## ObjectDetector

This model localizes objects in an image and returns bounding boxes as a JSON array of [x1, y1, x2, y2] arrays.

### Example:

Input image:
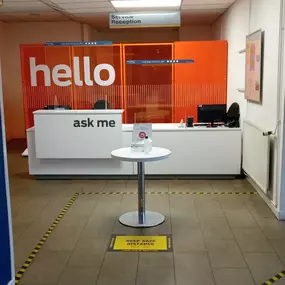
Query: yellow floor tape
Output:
[[14, 190, 257, 284], [262, 271, 285, 285]]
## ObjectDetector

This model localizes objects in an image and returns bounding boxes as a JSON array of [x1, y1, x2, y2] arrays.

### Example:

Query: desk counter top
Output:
[[33, 110, 124, 115], [122, 124, 241, 132]]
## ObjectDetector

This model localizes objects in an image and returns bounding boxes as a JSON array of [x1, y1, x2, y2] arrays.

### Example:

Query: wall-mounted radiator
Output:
[[242, 121, 270, 193]]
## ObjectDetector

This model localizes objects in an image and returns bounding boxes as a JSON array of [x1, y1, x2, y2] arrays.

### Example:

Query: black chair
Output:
[[225, 102, 240, 128], [93, 100, 110, 110]]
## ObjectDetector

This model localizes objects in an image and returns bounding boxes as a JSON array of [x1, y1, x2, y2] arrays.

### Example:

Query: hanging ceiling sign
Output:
[[109, 11, 181, 29]]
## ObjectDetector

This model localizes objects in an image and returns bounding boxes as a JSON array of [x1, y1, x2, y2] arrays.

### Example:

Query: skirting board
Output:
[[21, 148, 28, 157], [246, 176, 283, 220]]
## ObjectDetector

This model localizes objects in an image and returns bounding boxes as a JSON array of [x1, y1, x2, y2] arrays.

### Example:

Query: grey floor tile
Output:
[[97, 252, 138, 285], [136, 267, 175, 285], [139, 252, 174, 268], [195, 200, 224, 218], [169, 180, 191, 191], [104, 180, 127, 192], [244, 198, 275, 219], [173, 227, 206, 252], [213, 269, 255, 285], [57, 267, 100, 285], [102, 252, 139, 270], [232, 227, 274, 253], [174, 252, 215, 285], [145, 195, 170, 214], [44, 226, 84, 252], [244, 252, 285, 284], [67, 238, 108, 268], [224, 209, 258, 228], [210, 180, 235, 192], [96, 267, 137, 285], [20, 250, 71, 285], [216, 196, 247, 211], [146, 180, 169, 192], [14, 235, 41, 268], [256, 217, 285, 239], [12, 220, 31, 241], [81, 218, 116, 239], [269, 238, 285, 264], [113, 220, 144, 235], [205, 239, 247, 269], [188, 180, 212, 191], [143, 217, 172, 235], [200, 218, 233, 239], [78, 180, 107, 192]]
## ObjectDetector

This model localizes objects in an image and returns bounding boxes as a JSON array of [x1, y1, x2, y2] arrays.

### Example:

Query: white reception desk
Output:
[[27, 110, 242, 177]]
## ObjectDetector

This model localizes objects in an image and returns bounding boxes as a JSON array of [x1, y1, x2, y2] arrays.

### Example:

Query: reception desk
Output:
[[27, 110, 242, 177]]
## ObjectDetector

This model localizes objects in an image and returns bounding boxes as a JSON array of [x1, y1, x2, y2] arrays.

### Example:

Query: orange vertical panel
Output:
[[72, 45, 122, 110], [124, 43, 173, 124], [173, 40, 228, 122]]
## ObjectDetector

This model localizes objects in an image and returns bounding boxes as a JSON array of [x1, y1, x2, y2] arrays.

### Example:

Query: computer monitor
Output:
[[44, 105, 71, 110], [197, 104, 227, 125]]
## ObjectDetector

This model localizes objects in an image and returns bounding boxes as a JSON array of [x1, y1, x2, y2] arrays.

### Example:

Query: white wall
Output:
[[93, 28, 179, 43], [1, 22, 83, 140], [212, 0, 249, 125], [212, 0, 283, 216], [93, 25, 213, 43], [179, 25, 212, 41]]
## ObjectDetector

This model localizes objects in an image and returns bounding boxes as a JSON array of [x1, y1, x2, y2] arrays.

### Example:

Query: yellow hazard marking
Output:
[[109, 235, 172, 252], [15, 193, 80, 284], [15, 190, 257, 284]]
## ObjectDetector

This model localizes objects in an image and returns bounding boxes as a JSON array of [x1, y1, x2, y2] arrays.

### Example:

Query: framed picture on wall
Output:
[[245, 29, 264, 103]]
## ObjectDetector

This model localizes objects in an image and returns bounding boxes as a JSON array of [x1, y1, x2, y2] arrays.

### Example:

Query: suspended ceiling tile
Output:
[[182, 0, 234, 4], [182, 4, 230, 10], [181, 9, 225, 24], [0, 11, 69, 22], [67, 7, 116, 13], [57, 2, 113, 9], [53, 0, 110, 3], [0, 1, 54, 13]]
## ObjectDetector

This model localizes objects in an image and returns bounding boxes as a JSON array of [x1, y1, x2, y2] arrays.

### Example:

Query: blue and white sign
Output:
[[126, 59, 194, 65], [0, 60, 14, 285], [45, 41, 112, 46], [110, 11, 180, 29]]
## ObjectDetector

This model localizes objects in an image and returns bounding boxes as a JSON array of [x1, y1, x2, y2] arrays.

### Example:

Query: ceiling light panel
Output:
[[0, 1, 54, 13], [111, 0, 182, 9]]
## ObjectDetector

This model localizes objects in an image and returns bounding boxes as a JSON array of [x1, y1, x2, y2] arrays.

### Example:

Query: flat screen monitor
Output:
[[198, 104, 227, 124], [44, 105, 71, 110]]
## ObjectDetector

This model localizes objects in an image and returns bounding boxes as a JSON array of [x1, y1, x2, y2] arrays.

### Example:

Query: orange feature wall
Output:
[[20, 41, 228, 129], [174, 41, 228, 122]]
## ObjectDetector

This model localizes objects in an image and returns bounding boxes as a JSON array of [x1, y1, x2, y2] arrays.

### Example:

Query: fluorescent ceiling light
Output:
[[111, 0, 182, 9]]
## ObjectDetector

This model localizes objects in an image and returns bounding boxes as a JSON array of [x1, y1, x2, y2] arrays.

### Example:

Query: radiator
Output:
[[242, 120, 270, 193]]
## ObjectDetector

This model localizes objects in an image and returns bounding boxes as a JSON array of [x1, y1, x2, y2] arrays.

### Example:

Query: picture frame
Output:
[[245, 29, 264, 103]]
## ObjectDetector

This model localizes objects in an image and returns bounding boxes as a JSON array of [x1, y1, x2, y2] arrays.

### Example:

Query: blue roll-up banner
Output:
[[45, 41, 113, 46], [0, 60, 14, 285], [126, 59, 194, 65]]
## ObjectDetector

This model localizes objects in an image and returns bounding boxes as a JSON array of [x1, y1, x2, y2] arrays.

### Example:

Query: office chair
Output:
[[225, 102, 240, 128], [93, 100, 110, 110]]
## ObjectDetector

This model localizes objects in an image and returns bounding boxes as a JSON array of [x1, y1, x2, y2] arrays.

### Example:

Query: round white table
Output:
[[111, 147, 171, 228]]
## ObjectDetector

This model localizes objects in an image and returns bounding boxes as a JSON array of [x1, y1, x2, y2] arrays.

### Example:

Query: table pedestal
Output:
[[119, 161, 165, 228]]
